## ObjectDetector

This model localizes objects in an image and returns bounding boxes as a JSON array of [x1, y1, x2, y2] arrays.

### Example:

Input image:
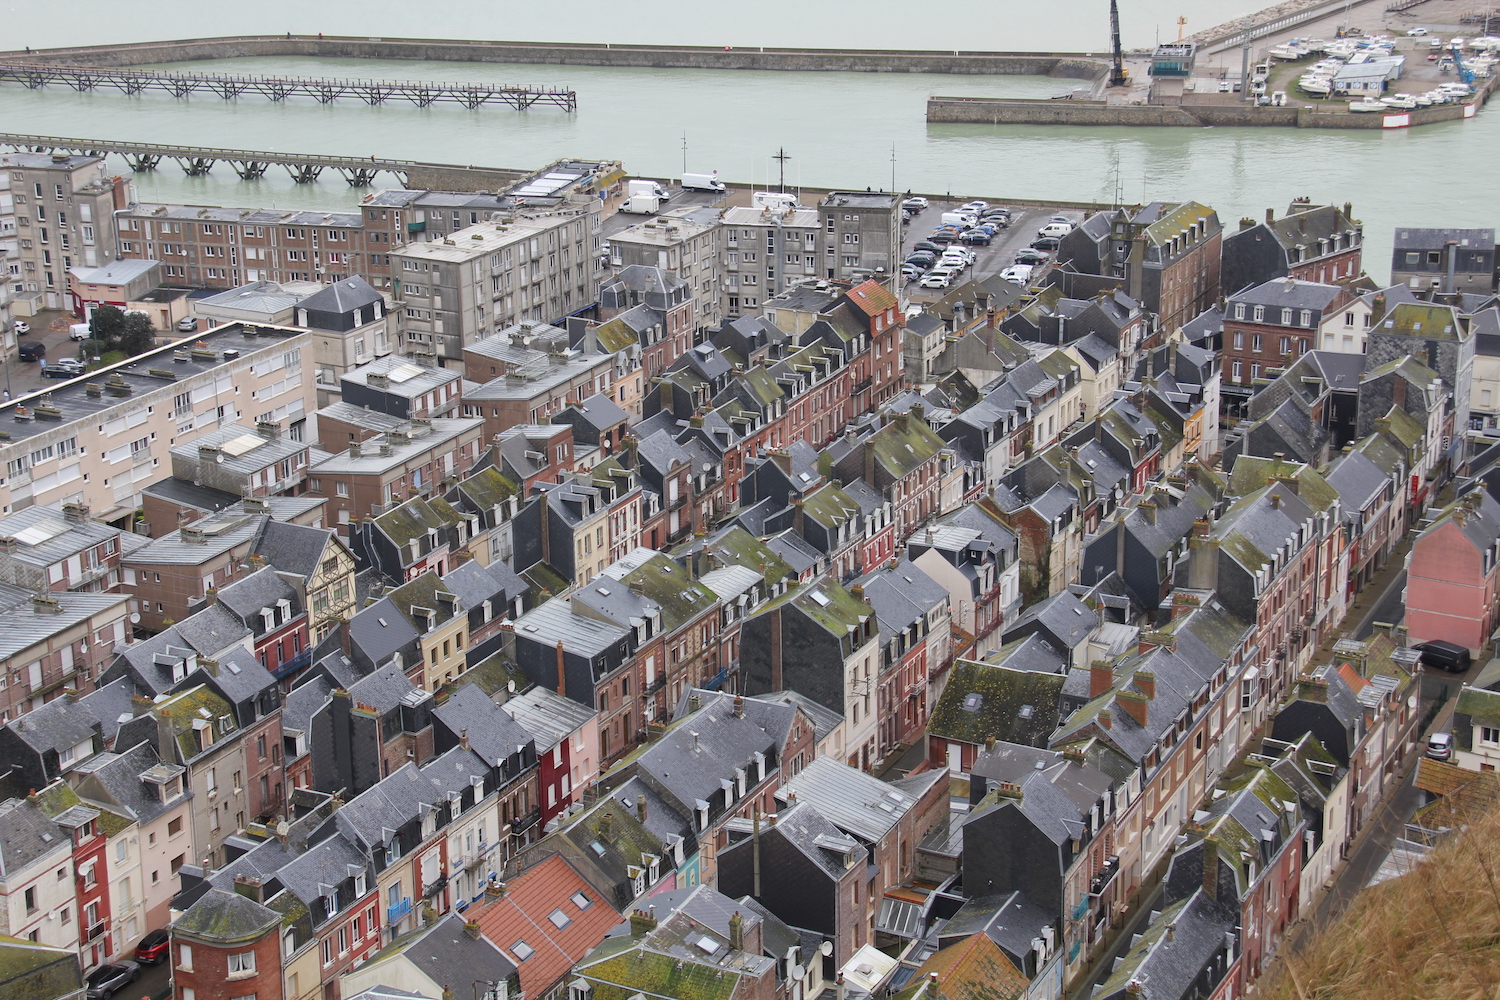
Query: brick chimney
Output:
[[555, 640, 567, 700], [1090, 660, 1115, 698], [637, 794, 648, 823], [1098, 708, 1112, 730], [1117, 690, 1149, 727], [233, 875, 264, 903], [629, 907, 658, 937], [464, 921, 482, 940], [1187, 520, 1219, 591], [1298, 676, 1329, 704], [1133, 670, 1155, 700], [729, 911, 744, 952]]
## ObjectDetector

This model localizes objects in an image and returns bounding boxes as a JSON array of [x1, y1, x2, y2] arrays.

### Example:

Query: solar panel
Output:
[[12, 520, 69, 546], [219, 433, 266, 457], [386, 363, 425, 383]]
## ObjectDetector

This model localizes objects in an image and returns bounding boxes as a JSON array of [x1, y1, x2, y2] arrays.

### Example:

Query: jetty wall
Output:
[[0, 35, 1110, 79]]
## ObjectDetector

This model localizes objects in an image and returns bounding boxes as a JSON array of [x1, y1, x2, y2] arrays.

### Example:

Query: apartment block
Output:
[[819, 190, 903, 283], [720, 204, 820, 317], [392, 207, 600, 365], [609, 207, 722, 335], [1, 152, 128, 317], [0, 324, 316, 525]]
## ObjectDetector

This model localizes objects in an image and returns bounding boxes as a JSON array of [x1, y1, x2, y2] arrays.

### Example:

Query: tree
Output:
[[88, 305, 125, 348], [120, 311, 155, 355]]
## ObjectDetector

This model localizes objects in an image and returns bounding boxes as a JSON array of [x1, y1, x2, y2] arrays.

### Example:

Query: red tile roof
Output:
[[847, 279, 897, 316], [916, 932, 1028, 1000], [471, 854, 621, 999], [1337, 663, 1370, 693]]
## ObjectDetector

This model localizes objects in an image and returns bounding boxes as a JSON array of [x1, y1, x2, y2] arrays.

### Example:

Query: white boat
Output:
[[1348, 100, 1387, 112], [1299, 76, 1333, 95], [1269, 44, 1305, 60], [1381, 95, 1419, 109]]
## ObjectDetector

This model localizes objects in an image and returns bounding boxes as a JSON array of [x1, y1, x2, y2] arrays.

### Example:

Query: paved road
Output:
[[1355, 568, 1407, 640]]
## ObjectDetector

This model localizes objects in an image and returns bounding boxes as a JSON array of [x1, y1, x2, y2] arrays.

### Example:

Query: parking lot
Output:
[[897, 199, 1085, 304], [4, 309, 93, 401]]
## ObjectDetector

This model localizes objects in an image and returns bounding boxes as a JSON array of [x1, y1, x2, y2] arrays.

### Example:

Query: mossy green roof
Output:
[[374, 496, 463, 545], [799, 481, 861, 529], [156, 684, 237, 761], [1142, 201, 1214, 245], [1456, 686, 1500, 727], [619, 552, 720, 631], [460, 650, 531, 699], [96, 808, 132, 838], [32, 782, 81, 819], [386, 571, 456, 630], [756, 578, 872, 638], [1096, 896, 1191, 994], [1380, 404, 1426, 449], [175, 889, 281, 944], [578, 946, 740, 1000], [595, 316, 640, 354], [519, 562, 571, 600], [927, 659, 1064, 747], [457, 466, 521, 509], [0, 936, 83, 1000], [738, 367, 784, 407], [870, 415, 946, 479], [1383, 302, 1464, 340], [679, 527, 793, 585], [267, 888, 310, 930]]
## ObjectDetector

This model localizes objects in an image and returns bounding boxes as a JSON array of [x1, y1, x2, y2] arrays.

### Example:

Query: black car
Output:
[[18, 341, 46, 362], [928, 230, 960, 244], [1030, 236, 1062, 251], [43, 360, 86, 379], [959, 231, 993, 246], [86, 962, 140, 1000], [1013, 248, 1050, 265], [910, 240, 943, 254], [904, 251, 937, 266], [1414, 640, 1472, 673]]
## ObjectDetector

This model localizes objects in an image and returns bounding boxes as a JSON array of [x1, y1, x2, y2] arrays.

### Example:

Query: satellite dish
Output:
[[791, 966, 805, 981], [820, 941, 834, 957], [130, 613, 141, 624]]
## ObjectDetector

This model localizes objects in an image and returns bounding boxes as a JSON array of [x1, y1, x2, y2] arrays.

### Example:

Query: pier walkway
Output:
[[0, 62, 576, 110], [0, 132, 524, 187]]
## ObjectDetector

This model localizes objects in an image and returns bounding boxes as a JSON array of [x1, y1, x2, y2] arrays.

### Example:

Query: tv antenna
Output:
[[772, 147, 792, 193]]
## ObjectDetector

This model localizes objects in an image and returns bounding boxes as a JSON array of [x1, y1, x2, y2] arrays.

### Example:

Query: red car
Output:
[[134, 929, 170, 965]]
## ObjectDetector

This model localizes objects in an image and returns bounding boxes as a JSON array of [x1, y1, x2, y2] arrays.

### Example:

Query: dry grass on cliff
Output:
[[1259, 796, 1500, 1000]]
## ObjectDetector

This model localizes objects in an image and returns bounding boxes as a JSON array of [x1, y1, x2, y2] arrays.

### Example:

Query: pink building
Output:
[[1406, 488, 1500, 653]]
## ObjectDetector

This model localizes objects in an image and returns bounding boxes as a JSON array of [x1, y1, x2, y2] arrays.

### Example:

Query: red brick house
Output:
[[1406, 488, 1500, 653]]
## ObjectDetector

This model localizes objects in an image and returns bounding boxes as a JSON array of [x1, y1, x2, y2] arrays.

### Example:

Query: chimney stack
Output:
[[729, 911, 744, 952], [1090, 660, 1114, 698], [1202, 835, 1220, 901], [555, 640, 567, 700]]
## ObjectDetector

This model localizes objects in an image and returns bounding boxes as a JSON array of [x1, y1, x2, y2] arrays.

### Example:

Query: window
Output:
[[1252, 333, 1262, 353], [548, 908, 572, 930], [1232, 331, 1244, 350], [183, 990, 195, 1000], [168, 816, 183, 837], [1240, 678, 1254, 711], [23, 887, 36, 913], [1232, 361, 1243, 380], [321, 939, 333, 966], [512, 940, 535, 961], [178, 944, 193, 971], [228, 952, 256, 975], [1482, 726, 1500, 746], [570, 891, 592, 910]]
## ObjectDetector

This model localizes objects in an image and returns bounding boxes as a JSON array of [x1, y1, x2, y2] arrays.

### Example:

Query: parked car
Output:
[[1036, 221, 1074, 238], [962, 200, 989, 212], [1426, 732, 1454, 761], [901, 265, 926, 281], [13, 321, 30, 335], [134, 929, 171, 965], [1408, 26, 1429, 35], [177, 316, 200, 333], [1014, 248, 1050, 265], [904, 251, 937, 266], [911, 240, 943, 254], [959, 231, 992, 246], [43, 361, 86, 379], [902, 196, 929, 210], [85, 962, 140, 1000], [1415, 640, 1472, 673], [1000, 264, 1034, 285], [18, 341, 45, 362], [919, 270, 955, 289], [928, 230, 960, 244], [1031, 236, 1062, 252]]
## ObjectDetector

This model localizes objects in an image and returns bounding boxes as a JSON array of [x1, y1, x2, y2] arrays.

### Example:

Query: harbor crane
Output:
[[1451, 44, 1476, 84], [1109, 0, 1129, 87]]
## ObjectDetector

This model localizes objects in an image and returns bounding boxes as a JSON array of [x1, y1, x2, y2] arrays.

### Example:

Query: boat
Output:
[[1299, 76, 1333, 95], [1381, 95, 1419, 109], [1348, 100, 1387, 111], [1269, 44, 1307, 60]]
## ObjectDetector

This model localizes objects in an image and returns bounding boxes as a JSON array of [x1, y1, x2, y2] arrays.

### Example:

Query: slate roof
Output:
[[853, 559, 948, 643], [1325, 450, 1391, 512], [0, 797, 69, 875], [937, 891, 1055, 961], [6, 694, 100, 756], [77, 678, 138, 748], [253, 520, 335, 581], [1095, 889, 1236, 1000], [432, 684, 534, 766], [1004, 590, 1097, 651], [622, 697, 782, 811], [748, 690, 844, 744], [778, 757, 924, 843], [283, 676, 334, 737], [1393, 227, 1496, 250], [300, 276, 384, 315], [1228, 277, 1344, 311], [364, 912, 517, 993], [750, 800, 860, 879], [74, 741, 184, 827], [349, 596, 422, 665], [347, 662, 425, 715]]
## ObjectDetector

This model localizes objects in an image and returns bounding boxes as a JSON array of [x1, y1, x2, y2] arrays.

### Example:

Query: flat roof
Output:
[[123, 203, 364, 227], [342, 356, 459, 398], [308, 417, 483, 474], [69, 259, 160, 286], [1, 324, 311, 448], [394, 209, 593, 262]]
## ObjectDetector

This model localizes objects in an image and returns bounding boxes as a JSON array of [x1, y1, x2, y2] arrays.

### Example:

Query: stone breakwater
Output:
[[0, 35, 1109, 79]]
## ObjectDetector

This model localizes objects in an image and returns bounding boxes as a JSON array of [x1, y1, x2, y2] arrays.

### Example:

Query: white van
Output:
[[1036, 222, 1074, 238], [682, 172, 727, 193], [940, 211, 977, 228]]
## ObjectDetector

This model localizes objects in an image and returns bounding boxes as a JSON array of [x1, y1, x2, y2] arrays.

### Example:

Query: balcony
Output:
[[408, 221, 426, 233], [85, 922, 106, 942], [646, 674, 666, 695], [421, 874, 449, 900], [273, 649, 313, 679], [852, 377, 873, 396], [386, 896, 412, 925], [1088, 855, 1121, 897], [511, 806, 541, 835]]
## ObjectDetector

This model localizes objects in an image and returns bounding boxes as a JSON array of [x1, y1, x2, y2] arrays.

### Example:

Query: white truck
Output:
[[620, 194, 662, 215], [752, 191, 799, 211], [682, 171, 727, 193], [628, 178, 669, 200], [940, 211, 977, 228]]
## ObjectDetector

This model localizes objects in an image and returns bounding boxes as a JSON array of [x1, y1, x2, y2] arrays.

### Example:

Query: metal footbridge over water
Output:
[[0, 132, 501, 185], [0, 61, 576, 110]]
